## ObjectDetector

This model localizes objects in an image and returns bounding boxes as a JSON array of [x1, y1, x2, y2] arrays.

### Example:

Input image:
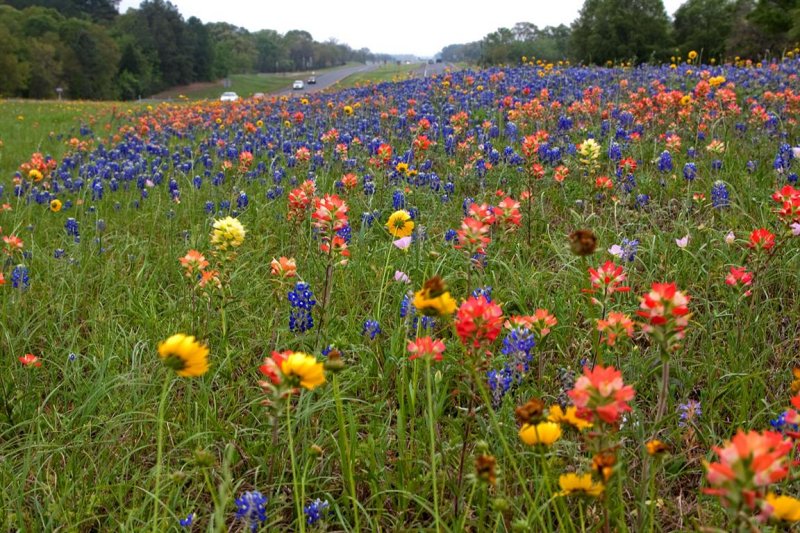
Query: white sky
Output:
[[119, 0, 686, 57]]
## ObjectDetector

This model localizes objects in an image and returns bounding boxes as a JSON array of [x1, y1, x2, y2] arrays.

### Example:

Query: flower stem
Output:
[[374, 244, 393, 322], [152, 373, 171, 533], [655, 347, 670, 424], [425, 357, 442, 532], [286, 399, 306, 533]]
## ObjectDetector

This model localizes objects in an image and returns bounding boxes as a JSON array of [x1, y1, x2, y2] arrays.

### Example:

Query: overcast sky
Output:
[[118, 0, 687, 57]]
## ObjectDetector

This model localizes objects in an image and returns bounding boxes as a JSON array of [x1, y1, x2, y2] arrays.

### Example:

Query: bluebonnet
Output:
[[204, 201, 215, 214], [462, 197, 474, 217], [237, 192, 249, 209], [487, 367, 514, 406], [471, 286, 492, 302], [235, 491, 268, 532], [501, 327, 536, 375], [607, 142, 622, 161], [711, 159, 722, 171], [711, 181, 730, 209], [400, 293, 436, 331], [303, 498, 329, 526], [179, 513, 195, 527], [65, 218, 80, 242], [770, 411, 799, 434], [362, 319, 381, 340], [392, 190, 405, 209], [678, 400, 702, 427], [11, 265, 29, 289], [682, 162, 697, 181], [68, 352, 77, 362], [444, 229, 458, 243], [96, 219, 107, 233], [288, 282, 316, 333], [54, 248, 65, 259], [336, 224, 352, 244], [635, 194, 650, 208], [657, 151, 673, 172], [617, 238, 639, 263]]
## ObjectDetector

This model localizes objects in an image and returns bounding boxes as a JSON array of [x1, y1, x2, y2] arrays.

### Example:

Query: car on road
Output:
[[252, 92, 265, 99], [307, 76, 316, 85], [220, 91, 239, 102], [292, 80, 304, 90]]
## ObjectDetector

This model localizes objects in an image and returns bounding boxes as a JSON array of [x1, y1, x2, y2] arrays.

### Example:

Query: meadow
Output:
[[1, 58, 800, 532]]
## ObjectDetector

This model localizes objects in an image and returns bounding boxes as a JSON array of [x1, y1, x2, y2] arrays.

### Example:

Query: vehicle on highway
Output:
[[252, 92, 265, 99], [292, 80, 304, 90], [219, 91, 239, 102], [307, 76, 316, 85]]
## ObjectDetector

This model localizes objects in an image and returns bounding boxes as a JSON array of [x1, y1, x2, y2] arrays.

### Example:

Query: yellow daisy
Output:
[[519, 421, 562, 447], [386, 210, 414, 238], [548, 404, 593, 431], [281, 352, 326, 390], [158, 334, 209, 377], [557, 473, 605, 498], [49, 199, 62, 213], [766, 493, 800, 522]]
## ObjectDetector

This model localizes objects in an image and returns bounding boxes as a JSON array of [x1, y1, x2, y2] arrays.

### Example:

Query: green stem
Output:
[[287, 399, 306, 533], [333, 375, 361, 532], [425, 358, 442, 532], [654, 345, 670, 425], [152, 373, 171, 533], [374, 244, 393, 322]]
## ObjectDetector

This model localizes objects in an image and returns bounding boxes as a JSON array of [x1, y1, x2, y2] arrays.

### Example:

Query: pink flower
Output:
[[394, 270, 410, 283], [676, 234, 690, 248], [725, 231, 736, 244], [407, 337, 446, 362], [393, 236, 413, 250], [791, 222, 800, 236], [567, 365, 635, 425]]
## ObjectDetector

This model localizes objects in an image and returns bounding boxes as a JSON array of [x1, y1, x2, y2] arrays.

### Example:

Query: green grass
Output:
[[0, 100, 143, 178], [333, 63, 422, 88], [154, 73, 293, 100]]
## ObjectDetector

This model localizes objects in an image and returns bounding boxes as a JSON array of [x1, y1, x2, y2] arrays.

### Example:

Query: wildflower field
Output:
[[2, 59, 800, 532]]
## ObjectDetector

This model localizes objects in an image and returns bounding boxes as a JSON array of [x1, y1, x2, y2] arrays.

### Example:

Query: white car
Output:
[[292, 80, 304, 90], [220, 92, 239, 102]]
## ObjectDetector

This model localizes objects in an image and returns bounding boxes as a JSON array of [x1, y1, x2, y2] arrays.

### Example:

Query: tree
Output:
[[5, 0, 120, 22], [747, 0, 800, 53], [59, 17, 119, 98], [571, 0, 671, 64], [673, 0, 735, 60]]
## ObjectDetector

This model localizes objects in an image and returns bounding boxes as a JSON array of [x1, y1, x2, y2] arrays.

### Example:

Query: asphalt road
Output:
[[275, 63, 378, 96]]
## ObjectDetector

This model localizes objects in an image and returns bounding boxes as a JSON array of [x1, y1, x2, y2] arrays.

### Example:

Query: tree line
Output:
[[440, 0, 800, 65], [0, 0, 393, 100]]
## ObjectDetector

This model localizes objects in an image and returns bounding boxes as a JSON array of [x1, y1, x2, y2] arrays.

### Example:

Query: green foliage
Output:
[[0, 2, 386, 101], [673, 0, 736, 60], [571, 0, 672, 64]]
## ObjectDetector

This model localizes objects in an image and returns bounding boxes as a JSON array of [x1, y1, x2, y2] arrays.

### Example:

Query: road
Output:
[[275, 63, 378, 96]]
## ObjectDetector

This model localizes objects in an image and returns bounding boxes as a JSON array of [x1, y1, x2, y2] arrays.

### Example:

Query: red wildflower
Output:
[[19, 353, 42, 367], [455, 295, 504, 349], [637, 282, 691, 351], [407, 337, 446, 362], [493, 197, 522, 229], [749, 228, 775, 251], [567, 365, 635, 425], [585, 261, 630, 304], [704, 430, 793, 511], [596, 312, 634, 347]]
